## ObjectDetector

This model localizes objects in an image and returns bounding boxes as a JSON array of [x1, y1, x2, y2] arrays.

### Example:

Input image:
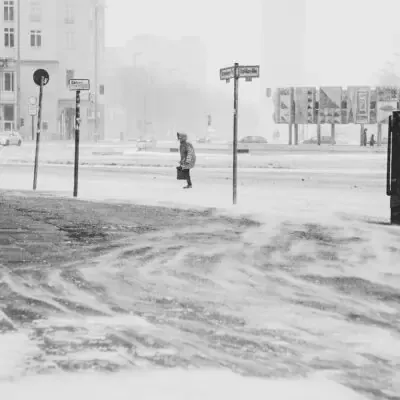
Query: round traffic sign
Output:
[[29, 96, 37, 105], [33, 69, 50, 86]]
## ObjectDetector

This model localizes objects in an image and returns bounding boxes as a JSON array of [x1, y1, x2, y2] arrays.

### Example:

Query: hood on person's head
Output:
[[177, 132, 188, 142]]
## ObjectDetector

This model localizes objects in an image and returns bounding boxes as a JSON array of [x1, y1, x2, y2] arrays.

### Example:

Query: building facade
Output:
[[103, 34, 208, 140], [0, 0, 105, 140]]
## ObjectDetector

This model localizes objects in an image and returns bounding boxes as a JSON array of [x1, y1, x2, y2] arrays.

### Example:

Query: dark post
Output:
[[360, 124, 364, 146], [331, 123, 335, 145], [388, 112, 400, 224], [316, 97, 321, 145], [288, 87, 294, 145], [33, 78, 44, 191], [31, 115, 35, 141], [232, 62, 239, 205], [377, 123, 382, 146], [73, 90, 81, 198], [294, 124, 299, 145]]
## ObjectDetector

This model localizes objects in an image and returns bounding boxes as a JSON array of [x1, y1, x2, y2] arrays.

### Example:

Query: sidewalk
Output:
[[0, 190, 245, 268]]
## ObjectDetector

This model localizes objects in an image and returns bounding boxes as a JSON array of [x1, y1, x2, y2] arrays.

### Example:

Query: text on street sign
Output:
[[28, 105, 37, 116], [220, 67, 234, 80], [238, 65, 260, 79], [69, 79, 90, 91]]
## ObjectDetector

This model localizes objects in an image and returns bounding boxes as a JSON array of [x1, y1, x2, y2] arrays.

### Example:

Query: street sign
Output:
[[28, 105, 37, 116], [33, 69, 50, 86], [238, 65, 260, 79], [220, 67, 234, 81], [69, 79, 90, 91], [29, 96, 37, 105], [219, 62, 259, 205]]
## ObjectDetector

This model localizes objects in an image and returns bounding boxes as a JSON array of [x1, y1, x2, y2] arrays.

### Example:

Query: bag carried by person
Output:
[[176, 166, 186, 180]]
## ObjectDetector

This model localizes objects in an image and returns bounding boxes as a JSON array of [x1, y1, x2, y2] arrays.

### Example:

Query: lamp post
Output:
[[94, 0, 99, 141], [16, 0, 21, 131]]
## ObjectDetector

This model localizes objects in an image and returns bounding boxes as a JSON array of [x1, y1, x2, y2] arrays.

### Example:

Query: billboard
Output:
[[270, 86, 400, 125], [274, 88, 292, 124], [319, 87, 342, 124], [294, 87, 316, 124], [377, 87, 399, 124]]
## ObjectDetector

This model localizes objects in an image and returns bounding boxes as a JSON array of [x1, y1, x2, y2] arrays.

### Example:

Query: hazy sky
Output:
[[105, 0, 400, 99]]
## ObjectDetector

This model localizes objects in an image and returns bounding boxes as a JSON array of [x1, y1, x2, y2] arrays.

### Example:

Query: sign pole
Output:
[[220, 64, 259, 205], [33, 77, 44, 191], [68, 78, 90, 197], [232, 63, 239, 205], [73, 90, 81, 198], [31, 115, 35, 141]]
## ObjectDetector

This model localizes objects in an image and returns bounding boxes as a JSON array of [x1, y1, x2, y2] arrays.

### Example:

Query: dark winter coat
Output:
[[177, 133, 196, 169]]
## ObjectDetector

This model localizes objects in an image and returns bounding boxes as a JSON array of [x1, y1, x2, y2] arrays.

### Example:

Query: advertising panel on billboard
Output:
[[377, 87, 399, 124], [345, 87, 370, 124], [276, 88, 291, 124], [294, 87, 316, 124], [319, 87, 342, 124]]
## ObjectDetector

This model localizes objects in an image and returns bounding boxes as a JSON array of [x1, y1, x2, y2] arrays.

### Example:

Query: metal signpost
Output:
[[32, 69, 50, 191], [69, 79, 90, 198], [220, 63, 260, 205]]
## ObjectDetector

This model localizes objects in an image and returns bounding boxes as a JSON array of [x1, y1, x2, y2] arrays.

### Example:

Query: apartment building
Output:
[[0, 0, 105, 140]]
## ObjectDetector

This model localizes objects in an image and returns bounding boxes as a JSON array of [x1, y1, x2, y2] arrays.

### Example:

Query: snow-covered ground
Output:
[[0, 151, 398, 400]]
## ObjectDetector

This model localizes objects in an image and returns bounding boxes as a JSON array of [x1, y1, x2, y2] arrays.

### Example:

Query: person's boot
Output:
[[183, 184, 192, 189]]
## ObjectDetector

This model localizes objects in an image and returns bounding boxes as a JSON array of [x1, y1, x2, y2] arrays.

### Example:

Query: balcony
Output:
[[0, 91, 16, 103]]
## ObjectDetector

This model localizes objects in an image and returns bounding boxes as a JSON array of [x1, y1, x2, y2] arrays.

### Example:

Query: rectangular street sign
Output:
[[238, 65, 260, 79], [220, 67, 234, 80], [69, 79, 90, 91], [28, 105, 37, 116]]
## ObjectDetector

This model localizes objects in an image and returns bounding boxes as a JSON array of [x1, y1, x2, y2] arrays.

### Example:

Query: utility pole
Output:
[[93, 0, 99, 141], [16, 0, 21, 131]]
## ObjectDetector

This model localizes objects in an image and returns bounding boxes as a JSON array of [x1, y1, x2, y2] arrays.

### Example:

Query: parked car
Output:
[[196, 137, 211, 143], [0, 131, 23, 146], [239, 136, 268, 144], [137, 137, 157, 151], [302, 136, 336, 145]]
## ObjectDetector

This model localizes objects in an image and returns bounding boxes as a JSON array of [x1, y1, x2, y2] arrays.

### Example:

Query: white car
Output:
[[0, 131, 23, 146]]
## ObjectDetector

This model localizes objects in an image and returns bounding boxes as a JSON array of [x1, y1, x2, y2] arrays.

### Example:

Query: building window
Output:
[[3, 104, 15, 129], [30, 30, 42, 47], [66, 31, 75, 49], [4, 0, 14, 21], [4, 27, 14, 47], [65, 1, 74, 24], [3, 71, 15, 92], [29, 1, 42, 22], [66, 69, 74, 87]]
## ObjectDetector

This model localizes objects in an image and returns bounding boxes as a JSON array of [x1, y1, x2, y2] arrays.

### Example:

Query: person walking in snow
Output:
[[177, 132, 196, 189], [369, 134, 376, 147]]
